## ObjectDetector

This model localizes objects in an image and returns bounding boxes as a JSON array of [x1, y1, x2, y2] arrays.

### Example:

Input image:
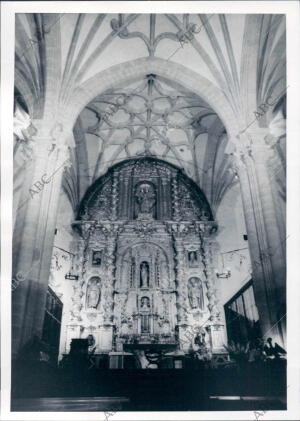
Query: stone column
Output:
[[121, 177, 130, 218], [12, 121, 73, 358], [103, 225, 118, 324], [111, 171, 119, 220], [201, 231, 221, 324], [263, 134, 286, 244], [171, 176, 181, 221], [161, 178, 169, 219], [171, 224, 189, 350], [98, 225, 118, 353], [157, 178, 163, 220], [232, 129, 286, 345], [200, 224, 226, 353]]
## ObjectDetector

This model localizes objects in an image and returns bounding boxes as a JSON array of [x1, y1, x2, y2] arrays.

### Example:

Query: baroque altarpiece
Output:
[[64, 158, 226, 366]]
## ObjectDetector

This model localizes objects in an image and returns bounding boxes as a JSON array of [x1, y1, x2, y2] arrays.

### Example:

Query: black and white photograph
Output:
[[1, 1, 300, 420]]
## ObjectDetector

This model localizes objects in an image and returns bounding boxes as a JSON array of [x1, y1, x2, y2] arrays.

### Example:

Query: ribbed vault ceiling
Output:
[[69, 73, 234, 214], [80, 74, 220, 180], [14, 13, 286, 215]]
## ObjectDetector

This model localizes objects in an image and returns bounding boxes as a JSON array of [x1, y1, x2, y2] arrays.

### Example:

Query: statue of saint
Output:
[[141, 296, 150, 309], [188, 250, 198, 265], [86, 277, 101, 309], [188, 277, 204, 310], [135, 183, 156, 217], [92, 250, 102, 266], [194, 329, 206, 347], [140, 261, 150, 288]]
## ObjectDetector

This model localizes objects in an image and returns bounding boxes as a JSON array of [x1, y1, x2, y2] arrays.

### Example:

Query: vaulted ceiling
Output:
[[14, 13, 286, 215], [78, 75, 222, 180]]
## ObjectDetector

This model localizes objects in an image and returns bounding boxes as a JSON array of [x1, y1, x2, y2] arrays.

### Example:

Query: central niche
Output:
[[140, 261, 150, 288], [134, 181, 157, 219], [118, 242, 170, 290]]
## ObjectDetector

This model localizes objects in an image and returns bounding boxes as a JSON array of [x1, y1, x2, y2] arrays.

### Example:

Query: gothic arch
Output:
[[63, 57, 239, 141]]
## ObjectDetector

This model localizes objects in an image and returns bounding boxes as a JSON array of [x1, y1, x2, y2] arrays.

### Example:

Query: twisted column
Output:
[[103, 229, 117, 323], [200, 233, 220, 323], [171, 176, 181, 221], [121, 177, 130, 218], [111, 171, 119, 220], [173, 231, 188, 323]]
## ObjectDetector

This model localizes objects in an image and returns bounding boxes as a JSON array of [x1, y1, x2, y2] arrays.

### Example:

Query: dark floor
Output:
[[11, 360, 286, 411]]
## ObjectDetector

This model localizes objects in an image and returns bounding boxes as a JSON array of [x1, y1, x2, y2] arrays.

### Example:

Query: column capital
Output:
[[31, 119, 75, 155], [247, 132, 281, 165], [230, 127, 281, 170]]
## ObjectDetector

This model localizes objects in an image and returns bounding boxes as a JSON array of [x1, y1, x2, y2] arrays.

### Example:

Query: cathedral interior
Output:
[[12, 12, 286, 412]]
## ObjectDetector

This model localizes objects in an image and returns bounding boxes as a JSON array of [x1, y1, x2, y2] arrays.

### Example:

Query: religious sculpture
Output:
[[140, 261, 150, 288], [188, 250, 198, 265], [188, 277, 204, 310], [135, 182, 156, 218], [68, 158, 221, 363], [86, 277, 101, 309], [193, 328, 211, 362], [92, 250, 102, 266], [141, 296, 150, 309], [194, 328, 206, 347]]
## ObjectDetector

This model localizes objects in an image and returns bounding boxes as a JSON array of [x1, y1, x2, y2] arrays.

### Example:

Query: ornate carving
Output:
[[111, 172, 119, 220], [132, 159, 160, 178], [130, 255, 136, 288], [66, 158, 223, 356], [177, 183, 204, 220], [140, 261, 150, 288], [200, 239, 220, 322], [86, 276, 101, 310], [140, 296, 151, 310], [70, 281, 83, 322], [102, 235, 117, 323], [171, 177, 180, 220], [174, 239, 188, 323], [90, 181, 113, 221], [134, 182, 156, 219], [188, 277, 204, 310], [78, 158, 213, 225]]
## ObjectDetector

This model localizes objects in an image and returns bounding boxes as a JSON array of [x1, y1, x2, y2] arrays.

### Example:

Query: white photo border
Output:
[[1, 1, 300, 420]]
